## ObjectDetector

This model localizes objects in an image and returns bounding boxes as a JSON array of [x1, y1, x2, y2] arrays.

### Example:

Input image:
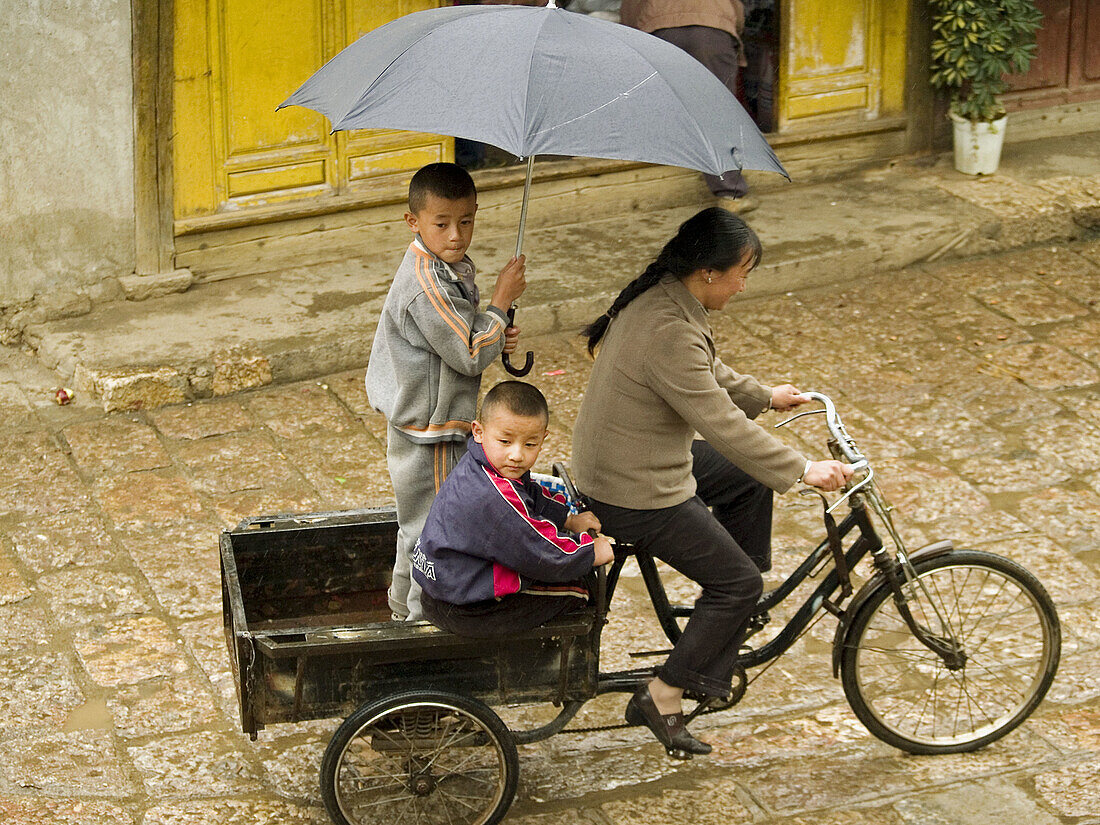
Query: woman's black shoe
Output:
[[625, 685, 712, 758]]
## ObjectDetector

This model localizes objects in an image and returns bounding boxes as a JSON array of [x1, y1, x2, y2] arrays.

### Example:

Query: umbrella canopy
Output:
[[279, 3, 787, 180]]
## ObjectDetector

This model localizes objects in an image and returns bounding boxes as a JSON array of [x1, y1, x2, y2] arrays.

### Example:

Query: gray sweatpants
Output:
[[386, 426, 465, 620]]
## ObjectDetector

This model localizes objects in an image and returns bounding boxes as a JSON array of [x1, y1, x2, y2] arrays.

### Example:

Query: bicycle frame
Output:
[[586, 390, 966, 700], [595, 499, 883, 697]]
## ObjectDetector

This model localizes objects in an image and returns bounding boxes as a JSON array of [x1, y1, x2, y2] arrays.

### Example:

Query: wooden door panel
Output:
[[1006, 0, 1071, 92], [339, 0, 451, 190], [220, 0, 331, 155], [780, 0, 896, 126], [1084, 0, 1100, 81], [174, 0, 450, 224], [213, 0, 337, 205]]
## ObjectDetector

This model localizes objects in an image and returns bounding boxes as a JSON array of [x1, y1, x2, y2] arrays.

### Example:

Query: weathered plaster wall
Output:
[[0, 0, 135, 309]]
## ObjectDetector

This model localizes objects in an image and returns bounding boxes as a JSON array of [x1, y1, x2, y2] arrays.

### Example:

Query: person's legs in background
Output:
[[650, 25, 757, 213]]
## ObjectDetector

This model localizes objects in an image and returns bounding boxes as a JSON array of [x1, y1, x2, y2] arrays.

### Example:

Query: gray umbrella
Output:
[[280, 0, 787, 373]]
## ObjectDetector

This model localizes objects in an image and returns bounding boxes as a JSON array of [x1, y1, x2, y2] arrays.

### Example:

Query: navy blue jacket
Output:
[[411, 439, 596, 605]]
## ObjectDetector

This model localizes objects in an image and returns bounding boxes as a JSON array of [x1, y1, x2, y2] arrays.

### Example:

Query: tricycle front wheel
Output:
[[320, 689, 519, 825], [841, 549, 1060, 754]]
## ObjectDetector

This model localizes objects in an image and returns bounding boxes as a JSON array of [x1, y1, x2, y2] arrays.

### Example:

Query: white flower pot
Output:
[[951, 113, 1008, 175]]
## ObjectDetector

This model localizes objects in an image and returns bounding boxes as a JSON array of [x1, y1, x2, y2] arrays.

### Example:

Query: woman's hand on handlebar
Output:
[[770, 384, 812, 412], [803, 460, 855, 492]]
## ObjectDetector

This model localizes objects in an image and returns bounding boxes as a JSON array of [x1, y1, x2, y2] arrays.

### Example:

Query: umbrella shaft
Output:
[[515, 155, 535, 260]]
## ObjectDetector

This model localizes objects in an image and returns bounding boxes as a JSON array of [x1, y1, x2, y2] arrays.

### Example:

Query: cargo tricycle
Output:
[[221, 392, 1061, 825]]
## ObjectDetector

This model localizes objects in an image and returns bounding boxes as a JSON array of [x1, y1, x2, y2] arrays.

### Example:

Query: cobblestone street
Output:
[[1, 238, 1099, 824]]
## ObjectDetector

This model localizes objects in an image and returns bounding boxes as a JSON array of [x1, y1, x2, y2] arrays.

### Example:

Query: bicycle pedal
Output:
[[666, 747, 693, 761]]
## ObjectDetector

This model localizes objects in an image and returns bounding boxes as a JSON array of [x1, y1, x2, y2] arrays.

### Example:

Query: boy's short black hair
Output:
[[480, 381, 549, 426], [408, 162, 477, 213]]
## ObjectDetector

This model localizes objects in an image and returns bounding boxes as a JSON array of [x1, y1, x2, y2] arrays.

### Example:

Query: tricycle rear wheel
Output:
[[320, 689, 519, 825]]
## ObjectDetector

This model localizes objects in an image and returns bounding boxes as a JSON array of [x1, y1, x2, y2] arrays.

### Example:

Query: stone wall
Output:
[[0, 0, 135, 312]]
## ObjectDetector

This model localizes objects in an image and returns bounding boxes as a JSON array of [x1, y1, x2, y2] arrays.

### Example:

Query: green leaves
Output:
[[928, 0, 1043, 122]]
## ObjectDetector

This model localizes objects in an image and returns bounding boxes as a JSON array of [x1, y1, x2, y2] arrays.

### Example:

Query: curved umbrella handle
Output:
[[502, 305, 534, 377]]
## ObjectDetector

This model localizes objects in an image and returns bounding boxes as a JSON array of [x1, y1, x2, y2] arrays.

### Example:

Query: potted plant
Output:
[[929, 0, 1043, 175]]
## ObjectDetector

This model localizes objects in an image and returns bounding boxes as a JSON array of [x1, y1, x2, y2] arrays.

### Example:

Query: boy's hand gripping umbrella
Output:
[[280, 0, 788, 374]]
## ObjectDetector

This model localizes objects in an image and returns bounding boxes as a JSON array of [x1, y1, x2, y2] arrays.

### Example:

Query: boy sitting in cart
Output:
[[412, 381, 615, 637]]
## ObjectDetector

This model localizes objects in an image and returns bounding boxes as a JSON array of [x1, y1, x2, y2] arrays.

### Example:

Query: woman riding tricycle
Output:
[[220, 208, 1060, 825]]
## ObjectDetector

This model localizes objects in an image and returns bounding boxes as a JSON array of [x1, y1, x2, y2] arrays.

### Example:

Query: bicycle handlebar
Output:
[[775, 392, 872, 513]]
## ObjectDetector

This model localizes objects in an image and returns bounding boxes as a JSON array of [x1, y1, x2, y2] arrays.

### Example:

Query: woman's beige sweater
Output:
[[572, 276, 806, 510]]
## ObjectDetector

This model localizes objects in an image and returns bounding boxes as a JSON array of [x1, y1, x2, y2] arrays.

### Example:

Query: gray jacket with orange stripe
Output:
[[366, 238, 509, 444]]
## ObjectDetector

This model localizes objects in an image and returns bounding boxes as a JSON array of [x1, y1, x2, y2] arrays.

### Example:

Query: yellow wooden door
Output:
[[174, 0, 450, 225], [778, 0, 907, 130]]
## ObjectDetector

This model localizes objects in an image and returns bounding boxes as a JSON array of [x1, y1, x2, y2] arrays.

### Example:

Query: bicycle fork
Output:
[[874, 550, 967, 670]]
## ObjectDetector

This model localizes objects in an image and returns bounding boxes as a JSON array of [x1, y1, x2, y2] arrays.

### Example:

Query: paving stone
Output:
[[1032, 705, 1100, 752], [893, 727, 1057, 784], [1059, 388, 1100, 431], [744, 753, 922, 814], [923, 296, 1035, 348], [1047, 316, 1100, 367], [1033, 757, 1100, 817], [0, 729, 133, 797], [916, 509, 1033, 545], [0, 601, 54, 650], [0, 797, 133, 825], [931, 370, 1056, 427], [894, 779, 1061, 825], [1044, 648, 1100, 706], [265, 430, 392, 510], [93, 469, 207, 529], [1056, 603, 1100, 653], [935, 175, 1062, 220], [987, 342, 1100, 391], [1026, 415, 1100, 474], [247, 383, 356, 439], [37, 567, 151, 625], [62, 418, 171, 477], [0, 382, 36, 434], [707, 709, 876, 769], [323, 369, 372, 415], [209, 481, 323, 530], [520, 740, 689, 805], [600, 779, 753, 825], [873, 458, 990, 523], [128, 730, 264, 798], [175, 430, 299, 495], [1015, 486, 1100, 555], [993, 534, 1100, 604], [0, 652, 84, 735], [0, 551, 31, 605], [9, 509, 117, 572], [177, 615, 241, 722], [123, 522, 222, 619], [142, 799, 328, 825], [0, 432, 90, 518], [149, 399, 254, 440], [74, 616, 191, 687], [952, 447, 1072, 494], [777, 808, 908, 825], [108, 675, 221, 739], [974, 280, 1090, 326], [259, 738, 326, 802], [504, 811, 605, 825]]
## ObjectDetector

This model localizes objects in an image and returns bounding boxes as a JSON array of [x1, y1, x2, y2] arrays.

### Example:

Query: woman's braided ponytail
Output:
[[582, 207, 762, 355]]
